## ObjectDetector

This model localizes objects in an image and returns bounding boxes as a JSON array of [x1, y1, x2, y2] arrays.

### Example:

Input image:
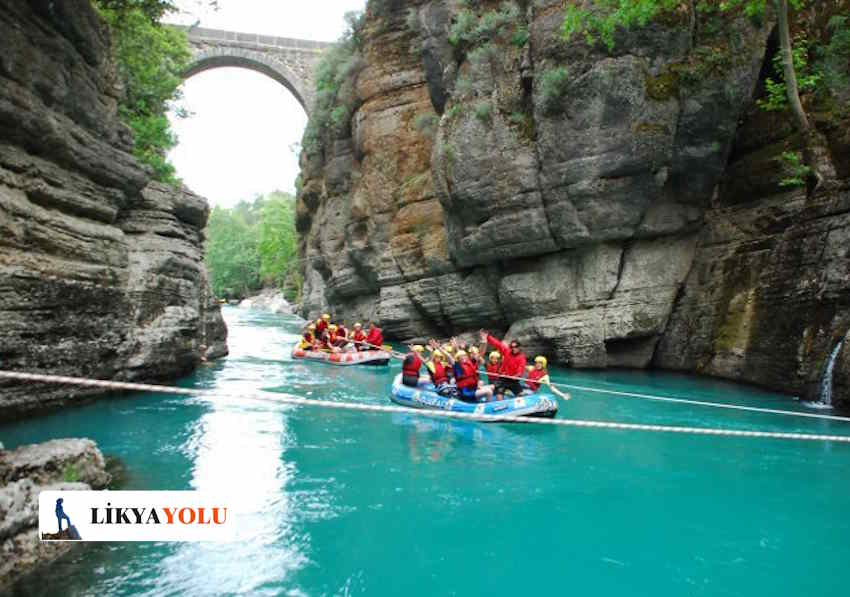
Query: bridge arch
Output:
[[185, 48, 312, 113], [174, 26, 335, 117]]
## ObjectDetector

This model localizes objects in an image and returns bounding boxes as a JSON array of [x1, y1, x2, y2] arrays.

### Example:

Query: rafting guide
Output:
[[39, 491, 234, 542]]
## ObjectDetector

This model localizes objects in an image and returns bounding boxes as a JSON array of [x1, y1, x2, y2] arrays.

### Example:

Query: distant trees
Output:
[[205, 192, 300, 301]]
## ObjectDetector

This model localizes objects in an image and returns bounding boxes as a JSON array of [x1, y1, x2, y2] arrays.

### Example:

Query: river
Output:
[[2, 306, 849, 596]]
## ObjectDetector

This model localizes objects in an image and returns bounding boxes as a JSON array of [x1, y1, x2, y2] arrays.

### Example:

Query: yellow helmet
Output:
[[322, 313, 331, 321], [308, 324, 316, 331], [431, 350, 444, 360], [412, 345, 425, 353], [455, 350, 468, 359], [354, 322, 362, 329], [329, 324, 338, 332], [469, 346, 480, 356], [535, 356, 548, 368], [442, 344, 454, 354], [489, 351, 501, 362]]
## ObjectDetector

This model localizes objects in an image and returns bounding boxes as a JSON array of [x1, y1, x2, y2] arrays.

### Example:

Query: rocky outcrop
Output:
[[298, 1, 849, 404], [0, 438, 110, 585], [0, 0, 227, 419], [239, 287, 295, 314]]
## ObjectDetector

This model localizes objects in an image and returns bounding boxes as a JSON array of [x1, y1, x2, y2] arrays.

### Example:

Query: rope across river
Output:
[[2, 370, 850, 445]]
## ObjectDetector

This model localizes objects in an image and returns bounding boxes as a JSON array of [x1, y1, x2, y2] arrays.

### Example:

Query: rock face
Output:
[[297, 1, 849, 405], [0, 0, 227, 419], [0, 438, 110, 585]]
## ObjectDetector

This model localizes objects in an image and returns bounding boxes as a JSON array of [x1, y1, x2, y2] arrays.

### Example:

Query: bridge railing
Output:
[[170, 25, 335, 52]]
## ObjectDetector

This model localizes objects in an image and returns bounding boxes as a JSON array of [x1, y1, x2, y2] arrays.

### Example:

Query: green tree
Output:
[[258, 192, 298, 288], [204, 192, 299, 300], [95, 1, 191, 183]]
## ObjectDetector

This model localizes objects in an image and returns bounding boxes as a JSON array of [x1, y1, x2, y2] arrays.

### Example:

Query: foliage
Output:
[[63, 464, 79, 483], [562, 0, 806, 52], [449, 2, 521, 47], [539, 67, 571, 115], [205, 192, 298, 299], [511, 27, 530, 48], [474, 100, 492, 123], [778, 150, 811, 187], [300, 12, 365, 159], [96, 2, 191, 183], [757, 36, 821, 112], [818, 15, 850, 95], [257, 194, 298, 290], [414, 113, 439, 137]]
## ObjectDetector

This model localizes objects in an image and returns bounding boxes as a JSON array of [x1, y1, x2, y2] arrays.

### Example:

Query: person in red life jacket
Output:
[[485, 351, 502, 383], [445, 349, 493, 403], [317, 329, 332, 350], [481, 329, 527, 400], [523, 356, 551, 394], [299, 324, 317, 350], [425, 341, 457, 397], [327, 324, 345, 352], [350, 322, 367, 351], [365, 321, 383, 351], [401, 345, 426, 387], [337, 321, 349, 341], [316, 313, 331, 336]]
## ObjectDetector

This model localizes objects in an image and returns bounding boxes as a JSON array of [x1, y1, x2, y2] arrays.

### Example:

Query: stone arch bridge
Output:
[[173, 26, 334, 114]]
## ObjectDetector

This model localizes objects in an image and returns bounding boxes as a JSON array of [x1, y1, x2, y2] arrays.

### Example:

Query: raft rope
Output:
[[2, 370, 850, 445]]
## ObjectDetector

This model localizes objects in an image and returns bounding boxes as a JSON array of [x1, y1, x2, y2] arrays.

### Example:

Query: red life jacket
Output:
[[429, 360, 448, 385], [365, 327, 383, 349], [487, 334, 527, 378], [486, 362, 501, 384], [455, 360, 479, 391], [303, 332, 314, 344], [352, 330, 366, 342], [525, 368, 549, 392], [402, 353, 423, 377], [337, 326, 348, 339], [316, 320, 328, 335]]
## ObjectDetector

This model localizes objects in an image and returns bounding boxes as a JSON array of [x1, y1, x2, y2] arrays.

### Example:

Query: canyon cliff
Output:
[[297, 0, 850, 405], [0, 0, 227, 419]]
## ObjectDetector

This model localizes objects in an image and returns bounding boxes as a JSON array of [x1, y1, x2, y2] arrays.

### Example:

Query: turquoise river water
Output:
[[2, 306, 850, 596]]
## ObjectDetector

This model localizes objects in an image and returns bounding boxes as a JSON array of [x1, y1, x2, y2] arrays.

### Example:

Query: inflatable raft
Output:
[[390, 374, 558, 419], [291, 344, 391, 366]]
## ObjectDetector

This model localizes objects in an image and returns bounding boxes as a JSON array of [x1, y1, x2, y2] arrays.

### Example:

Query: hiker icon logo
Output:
[[41, 496, 82, 541]]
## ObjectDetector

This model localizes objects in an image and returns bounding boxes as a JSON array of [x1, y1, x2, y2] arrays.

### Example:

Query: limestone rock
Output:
[[0, 438, 110, 488], [0, 0, 227, 419], [0, 436, 110, 585]]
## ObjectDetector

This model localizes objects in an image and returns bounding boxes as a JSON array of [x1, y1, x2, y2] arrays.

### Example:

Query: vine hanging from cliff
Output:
[[95, 1, 191, 184]]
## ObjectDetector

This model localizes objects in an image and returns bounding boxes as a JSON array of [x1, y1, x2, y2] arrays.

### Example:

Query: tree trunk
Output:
[[776, 0, 810, 133]]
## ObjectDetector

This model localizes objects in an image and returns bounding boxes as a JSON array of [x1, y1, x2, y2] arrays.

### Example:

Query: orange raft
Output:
[[291, 344, 391, 366]]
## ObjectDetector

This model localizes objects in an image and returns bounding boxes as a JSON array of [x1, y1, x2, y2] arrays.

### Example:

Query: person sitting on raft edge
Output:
[[401, 345, 426, 387], [523, 356, 550, 395], [300, 323, 317, 350], [481, 329, 527, 401], [365, 321, 383, 351]]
